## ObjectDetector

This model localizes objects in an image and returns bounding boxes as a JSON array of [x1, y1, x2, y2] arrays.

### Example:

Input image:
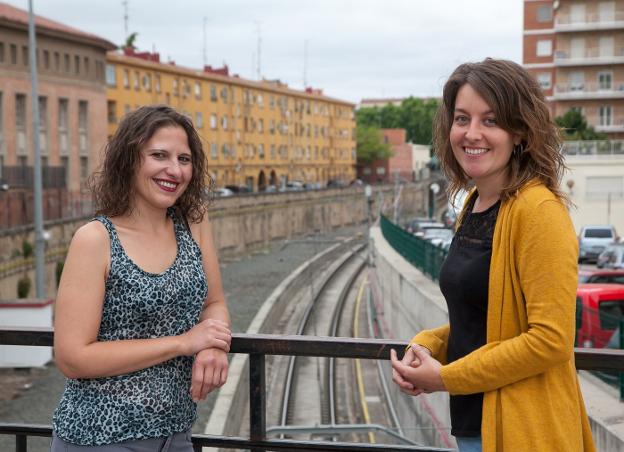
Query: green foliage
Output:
[[55, 261, 64, 287], [17, 275, 31, 298], [555, 110, 606, 141], [356, 125, 393, 163], [123, 32, 138, 50], [22, 240, 33, 259], [356, 97, 439, 145]]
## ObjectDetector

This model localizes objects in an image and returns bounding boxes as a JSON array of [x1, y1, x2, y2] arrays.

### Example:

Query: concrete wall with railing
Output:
[[370, 225, 455, 449]]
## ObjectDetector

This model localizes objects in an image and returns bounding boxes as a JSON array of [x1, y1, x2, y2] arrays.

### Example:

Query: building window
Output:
[[15, 94, 27, 156], [155, 74, 161, 93], [80, 156, 89, 181], [537, 73, 552, 90], [53, 51, 59, 71], [220, 87, 228, 103], [0, 43, 4, 63], [182, 80, 190, 98], [106, 64, 116, 86], [133, 71, 140, 90], [58, 98, 69, 156], [84, 57, 90, 75], [258, 144, 265, 159], [586, 176, 623, 199], [143, 73, 152, 91], [195, 112, 203, 129], [210, 114, 217, 129], [221, 115, 228, 130], [42, 50, 49, 69], [10, 44, 16, 65], [569, 71, 584, 91], [78, 100, 88, 155], [22, 45, 28, 66], [74, 55, 80, 74], [210, 85, 217, 101], [536, 40, 552, 57], [537, 5, 553, 22], [173, 78, 179, 96], [195, 82, 201, 99], [107, 100, 117, 124], [599, 105, 612, 126], [210, 143, 218, 159], [38, 96, 48, 155], [123, 69, 129, 88], [598, 72, 612, 90]]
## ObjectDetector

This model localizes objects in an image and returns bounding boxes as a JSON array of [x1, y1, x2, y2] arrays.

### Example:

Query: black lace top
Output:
[[438, 194, 500, 437]]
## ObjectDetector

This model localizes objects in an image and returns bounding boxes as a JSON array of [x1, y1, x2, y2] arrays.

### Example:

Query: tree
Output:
[[356, 125, 392, 163], [122, 32, 138, 51], [356, 97, 439, 145], [555, 110, 606, 141]]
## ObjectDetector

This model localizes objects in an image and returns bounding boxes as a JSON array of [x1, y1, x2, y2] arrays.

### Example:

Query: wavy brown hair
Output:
[[91, 105, 211, 223], [434, 58, 567, 205]]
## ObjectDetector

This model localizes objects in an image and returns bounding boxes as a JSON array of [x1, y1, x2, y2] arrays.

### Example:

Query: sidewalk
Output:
[[579, 371, 624, 452]]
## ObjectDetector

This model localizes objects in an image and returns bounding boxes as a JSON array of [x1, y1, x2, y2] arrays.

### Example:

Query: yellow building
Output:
[[105, 50, 356, 190]]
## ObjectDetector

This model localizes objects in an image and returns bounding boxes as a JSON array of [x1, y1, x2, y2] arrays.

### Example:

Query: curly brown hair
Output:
[[91, 105, 211, 223], [434, 58, 567, 205]]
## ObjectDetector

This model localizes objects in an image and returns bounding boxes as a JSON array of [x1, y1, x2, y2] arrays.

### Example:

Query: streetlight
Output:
[[429, 182, 440, 219]]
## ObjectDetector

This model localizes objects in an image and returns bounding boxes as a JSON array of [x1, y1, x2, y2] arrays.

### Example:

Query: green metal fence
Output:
[[379, 214, 447, 281]]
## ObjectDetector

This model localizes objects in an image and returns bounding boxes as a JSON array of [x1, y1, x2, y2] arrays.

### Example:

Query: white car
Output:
[[214, 187, 234, 197]]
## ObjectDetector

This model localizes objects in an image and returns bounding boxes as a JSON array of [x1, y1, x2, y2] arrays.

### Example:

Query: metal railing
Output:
[[1, 328, 624, 451], [380, 214, 447, 281], [0, 327, 457, 452], [561, 140, 624, 157]]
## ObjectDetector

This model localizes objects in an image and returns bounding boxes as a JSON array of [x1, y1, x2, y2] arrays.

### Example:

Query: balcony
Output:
[[562, 140, 624, 157], [555, 48, 624, 67], [553, 83, 624, 100], [555, 11, 624, 32]]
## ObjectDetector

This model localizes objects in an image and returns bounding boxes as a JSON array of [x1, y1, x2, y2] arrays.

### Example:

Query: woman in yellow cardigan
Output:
[[390, 58, 595, 452]]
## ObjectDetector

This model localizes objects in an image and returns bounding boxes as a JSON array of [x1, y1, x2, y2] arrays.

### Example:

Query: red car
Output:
[[576, 284, 624, 348], [578, 269, 624, 284]]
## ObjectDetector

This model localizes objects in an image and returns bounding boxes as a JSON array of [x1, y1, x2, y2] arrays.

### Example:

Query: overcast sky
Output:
[[6, 0, 523, 103]]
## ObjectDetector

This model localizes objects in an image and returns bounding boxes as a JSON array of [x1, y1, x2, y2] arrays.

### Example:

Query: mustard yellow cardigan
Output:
[[411, 182, 595, 452]]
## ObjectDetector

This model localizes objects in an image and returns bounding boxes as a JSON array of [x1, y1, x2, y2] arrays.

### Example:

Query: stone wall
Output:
[[0, 183, 427, 298]]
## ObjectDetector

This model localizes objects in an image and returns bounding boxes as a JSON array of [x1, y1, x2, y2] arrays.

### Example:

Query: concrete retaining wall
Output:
[[0, 184, 426, 299]]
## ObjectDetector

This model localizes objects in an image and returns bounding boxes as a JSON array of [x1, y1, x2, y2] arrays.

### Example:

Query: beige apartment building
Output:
[[106, 50, 356, 190], [0, 3, 115, 192], [524, 0, 624, 138]]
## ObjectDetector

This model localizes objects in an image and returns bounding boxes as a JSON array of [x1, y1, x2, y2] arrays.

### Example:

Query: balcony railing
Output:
[[555, 11, 624, 32], [1, 166, 66, 189], [554, 48, 624, 66], [1, 327, 623, 451], [562, 140, 624, 157], [554, 83, 624, 100]]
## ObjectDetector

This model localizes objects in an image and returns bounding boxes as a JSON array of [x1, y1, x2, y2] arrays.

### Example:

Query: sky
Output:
[[6, 0, 523, 103]]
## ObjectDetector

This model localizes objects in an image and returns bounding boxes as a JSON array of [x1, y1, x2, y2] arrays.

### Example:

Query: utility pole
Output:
[[303, 39, 309, 88], [255, 21, 261, 80], [202, 17, 207, 67], [28, 0, 45, 297]]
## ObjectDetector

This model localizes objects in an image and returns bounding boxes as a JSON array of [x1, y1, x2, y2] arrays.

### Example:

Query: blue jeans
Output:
[[456, 436, 482, 452]]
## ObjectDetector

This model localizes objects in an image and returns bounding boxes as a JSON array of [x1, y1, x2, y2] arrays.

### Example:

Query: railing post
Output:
[[16, 434, 26, 452], [249, 353, 266, 452]]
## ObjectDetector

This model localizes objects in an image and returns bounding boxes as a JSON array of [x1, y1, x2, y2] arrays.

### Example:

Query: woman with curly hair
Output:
[[391, 59, 595, 451], [51, 105, 231, 451]]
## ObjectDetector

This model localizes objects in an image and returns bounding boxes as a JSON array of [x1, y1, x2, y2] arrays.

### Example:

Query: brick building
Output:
[[0, 3, 115, 193], [357, 129, 413, 184], [523, 0, 624, 138], [106, 50, 356, 190]]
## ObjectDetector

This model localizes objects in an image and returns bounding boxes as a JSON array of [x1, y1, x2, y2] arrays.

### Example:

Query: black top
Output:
[[438, 195, 500, 437]]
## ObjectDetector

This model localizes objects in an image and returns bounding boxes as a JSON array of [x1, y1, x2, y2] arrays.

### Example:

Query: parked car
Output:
[[280, 181, 304, 192], [596, 244, 624, 269], [225, 185, 252, 194], [404, 217, 437, 235], [578, 225, 617, 263], [576, 283, 624, 348], [579, 269, 624, 284], [264, 185, 278, 193], [422, 226, 454, 247], [214, 187, 234, 197]]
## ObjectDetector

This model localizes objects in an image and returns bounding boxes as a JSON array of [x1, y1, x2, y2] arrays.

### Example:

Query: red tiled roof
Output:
[[0, 2, 115, 49]]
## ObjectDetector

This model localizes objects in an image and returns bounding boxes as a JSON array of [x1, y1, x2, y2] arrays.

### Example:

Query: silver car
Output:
[[578, 225, 617, 263]]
